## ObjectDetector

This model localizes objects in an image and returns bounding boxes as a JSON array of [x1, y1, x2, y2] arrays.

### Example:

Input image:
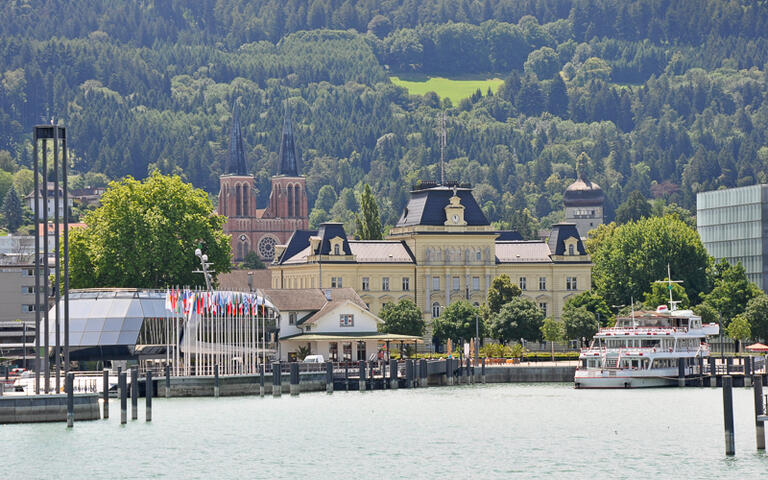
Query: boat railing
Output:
[[600, 326, 689, 335], [581, 346, 707, 355]]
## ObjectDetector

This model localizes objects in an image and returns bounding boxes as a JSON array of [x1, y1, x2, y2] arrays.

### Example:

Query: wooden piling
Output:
[[723, 375, 735, 455], [445, 359, 453, 386], [119, 372, 127, 425], [131, 367, 138, 420], [259, 364, 265, 397], [482, 357, 486, 384], [290, 362, 300, 396], [272, 363, 281, 397], [698, 356, 704, 387], [214, 364, 220, 398], [678, 358, 686, 387], [325, 362, 333, 393], [754, 374, 765, 450], [405, 360, 413, 388], [164, 364, 171, 398], [420, 359, 428, 387], [66, 373, 74, 428], [145, 370, 152, 422], [358, 361, 366, 392], [102, 368, 109, 419], [389, 359, 398, 389], [344, 363, 349, 391], [709, 357, 717, 388]]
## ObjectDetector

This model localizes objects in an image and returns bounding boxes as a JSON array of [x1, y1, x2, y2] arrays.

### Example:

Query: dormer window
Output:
[[334, 244, 340, 255], [568, 244, 574, 255]]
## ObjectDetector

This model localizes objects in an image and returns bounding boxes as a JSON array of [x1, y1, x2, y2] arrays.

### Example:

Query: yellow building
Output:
[[271, 182, 591, 324]]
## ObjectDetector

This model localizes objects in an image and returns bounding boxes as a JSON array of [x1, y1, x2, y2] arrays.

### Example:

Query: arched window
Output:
[[237, 242, 244, 260], [235, 185, 242, 216], [294, 185, 301, 217], [242, 185, 249, 217], [334, 244, 340, 255], [287, 184, 294, 217], [568, 244, 574, 255], [432, 302, 441, 318]]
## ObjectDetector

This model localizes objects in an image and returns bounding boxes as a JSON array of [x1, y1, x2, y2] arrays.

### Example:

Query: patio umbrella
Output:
[[745, 342, 768, 352]]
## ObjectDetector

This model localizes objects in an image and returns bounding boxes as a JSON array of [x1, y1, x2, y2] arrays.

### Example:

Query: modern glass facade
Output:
[[697, 184, 768, 290]]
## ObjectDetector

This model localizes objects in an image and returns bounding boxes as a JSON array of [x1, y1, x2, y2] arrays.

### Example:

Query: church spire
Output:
[[227, 100, 247, 175], [278, 107, 299, 177]]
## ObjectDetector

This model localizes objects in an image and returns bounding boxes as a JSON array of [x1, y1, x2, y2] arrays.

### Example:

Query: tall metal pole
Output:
[[42, 135, 50, 394], [53, 125, 61, 393], [62, 129, 70, 374], [32, 131, 40, 394]]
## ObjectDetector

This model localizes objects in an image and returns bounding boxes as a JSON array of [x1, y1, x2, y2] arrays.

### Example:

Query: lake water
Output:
[[3, 383, 767, 479]]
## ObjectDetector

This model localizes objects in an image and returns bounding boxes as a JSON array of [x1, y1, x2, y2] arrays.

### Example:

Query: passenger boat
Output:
[[574, 287, 719, 389]]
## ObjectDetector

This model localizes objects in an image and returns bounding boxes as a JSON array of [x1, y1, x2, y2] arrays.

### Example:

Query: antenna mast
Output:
[[439, 111, 446, 185], [654, 263, 683, 311]]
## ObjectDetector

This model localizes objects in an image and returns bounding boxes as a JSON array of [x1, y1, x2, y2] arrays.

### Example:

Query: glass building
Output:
[[697, 184, 768, 290]]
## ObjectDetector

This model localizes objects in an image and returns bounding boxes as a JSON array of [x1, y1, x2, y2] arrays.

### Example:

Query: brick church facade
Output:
[[219, 105, 308, 262]]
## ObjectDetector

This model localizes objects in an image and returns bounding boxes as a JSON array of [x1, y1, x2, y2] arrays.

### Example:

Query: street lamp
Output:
[[194, 248, 214, 291]]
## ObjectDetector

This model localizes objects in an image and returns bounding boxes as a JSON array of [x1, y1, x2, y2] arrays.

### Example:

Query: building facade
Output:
[[219, 104, 308, 262], [24, 182, 73, 218], [697, 184, 768, 290], [271, 183, 592, 322]]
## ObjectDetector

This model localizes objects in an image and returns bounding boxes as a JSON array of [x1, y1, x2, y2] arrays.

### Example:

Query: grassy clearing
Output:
[[389, 74, 504, 105]]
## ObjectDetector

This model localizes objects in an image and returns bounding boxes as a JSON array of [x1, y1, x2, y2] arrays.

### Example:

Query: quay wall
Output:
[[0, 394, 100, 424], [483, 365, 576, 383], [156, 372, 326, 397]]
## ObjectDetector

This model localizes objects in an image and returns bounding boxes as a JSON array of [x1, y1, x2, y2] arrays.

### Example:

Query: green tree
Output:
[[489, 296, 544, 344], [68, 171, 231, 288], [742, 294, 768, 342], [432, 301, 483, 348], [726, 314, 751, 352], [642, 279, 690, 310], [524, 46, 560, 79], [702, 260, 762, 327], [379, 298, 425, 337], [615, 190, 651, 224], [314, 185, 338, 211], [563, 306, 599, 346], [487, 274, 522, 314], [354, 183, 382, 240], [693, 303, 720, 326], [540, 317, 565, 360], [242, 251, 266, 269], [587, 215, 711, 307], [2, 185, 23, 232], [564, 290, 612, 326]]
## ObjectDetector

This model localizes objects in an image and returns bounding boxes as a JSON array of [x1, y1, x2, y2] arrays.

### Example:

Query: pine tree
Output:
[[355, 183, 382, 240], [2, 185, 22, 233]]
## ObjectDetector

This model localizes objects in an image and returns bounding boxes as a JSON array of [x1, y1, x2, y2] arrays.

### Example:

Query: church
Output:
[[218, 105, 309, 262], [270, 181, 592, 322]]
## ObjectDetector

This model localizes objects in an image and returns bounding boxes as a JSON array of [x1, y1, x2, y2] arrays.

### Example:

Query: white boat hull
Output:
[[574, 370, 678, 389]]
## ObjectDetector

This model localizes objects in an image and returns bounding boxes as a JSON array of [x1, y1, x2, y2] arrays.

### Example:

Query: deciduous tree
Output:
[[354, 183, 382, 240], [379, 299, 425, 337], [489, 296, 544, 344], [563, 306, 599, 346], [68, 171, 231, 289], [432, 300, 483, 347]]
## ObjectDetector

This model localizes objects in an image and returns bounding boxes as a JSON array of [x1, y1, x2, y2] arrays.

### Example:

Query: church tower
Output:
[[263, 112, 308, 221]]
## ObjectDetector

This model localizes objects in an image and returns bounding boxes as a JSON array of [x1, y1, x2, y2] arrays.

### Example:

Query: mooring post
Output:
[[405, 360, 413, 388], [358, 361, 366, 392], [66, 372, 74, 428], [466, 357, 472, 385], [698, 356, 704, 387], [214, 364, 220, 398], [745, 357, 752, 387], [272, 363, 281, 397], [102, 368, 109, 419], [482, 357, 487, 384], [131, 367, 138, 420], [445, 359, 452, 386], [325, 362, 333, 393], [726, 357, 732, 375], [389, 359, 398, 389], [678, 358, 686, 387], [420, 359, 428, 387], [290, 362, 300, 396], [164, 364, 171, 398], [723, 375, 735, 455], [345, 363, 349, 391], [145, 370, 152, 422], [369, 361, 374, 389], [119, 372, 127, 425], [710, 357, 717, 388], [259, 364, 265, 397], [754, 374, 765, 450]]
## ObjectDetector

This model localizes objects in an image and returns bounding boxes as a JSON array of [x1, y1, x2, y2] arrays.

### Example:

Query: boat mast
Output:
[[655, 264, 683, 311]]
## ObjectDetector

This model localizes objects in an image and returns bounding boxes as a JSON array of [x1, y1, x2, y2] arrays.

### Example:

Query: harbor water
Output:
[[3, 383, 767, 478]]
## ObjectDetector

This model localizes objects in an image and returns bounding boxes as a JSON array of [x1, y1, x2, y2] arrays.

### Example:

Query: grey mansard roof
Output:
[[396, 184, 489, 227]]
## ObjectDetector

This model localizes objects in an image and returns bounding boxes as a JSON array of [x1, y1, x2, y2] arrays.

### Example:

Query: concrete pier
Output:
[[0, 394, 100, 424]]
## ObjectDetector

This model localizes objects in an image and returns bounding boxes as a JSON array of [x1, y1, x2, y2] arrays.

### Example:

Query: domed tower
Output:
[[564, 157, 604, 239]]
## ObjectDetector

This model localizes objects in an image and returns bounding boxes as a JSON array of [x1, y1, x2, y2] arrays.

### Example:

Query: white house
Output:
[[263, 288, 421, 362], [24, 182, 73, 218]]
